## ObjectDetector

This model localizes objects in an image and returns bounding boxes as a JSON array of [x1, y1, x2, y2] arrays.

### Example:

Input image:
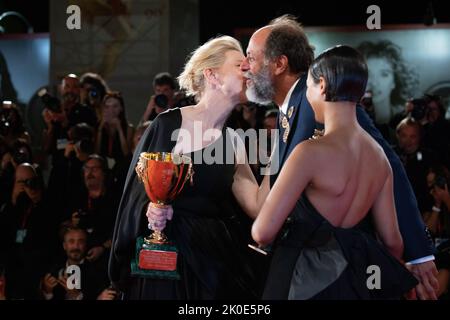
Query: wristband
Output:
[[432, 206, 441, 213]]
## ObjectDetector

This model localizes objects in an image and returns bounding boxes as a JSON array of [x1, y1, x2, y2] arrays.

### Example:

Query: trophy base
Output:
[[130, 236, 180, 280]]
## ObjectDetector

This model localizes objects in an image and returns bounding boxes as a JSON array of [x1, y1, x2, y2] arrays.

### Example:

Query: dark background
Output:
[[0, 0, 448, 40]]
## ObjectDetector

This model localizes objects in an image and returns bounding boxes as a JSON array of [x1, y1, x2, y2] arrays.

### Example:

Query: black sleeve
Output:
[[108, 110, 180, 287]]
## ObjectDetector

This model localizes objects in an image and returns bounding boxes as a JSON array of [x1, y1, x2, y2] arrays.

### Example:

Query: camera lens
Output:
[[13, 149, 30, 165], [24, 177, 40, 190], [154, 94, 169, 109], [76, 139, 94, 155], [89, 89, 98, 98]]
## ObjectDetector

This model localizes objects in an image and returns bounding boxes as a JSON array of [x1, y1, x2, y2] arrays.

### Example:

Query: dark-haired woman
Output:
[[252, 45, 418, 300], [96, 92, 134, 188]]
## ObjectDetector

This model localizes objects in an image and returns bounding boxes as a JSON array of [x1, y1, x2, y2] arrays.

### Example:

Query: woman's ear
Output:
[[319, 77, 327, 97], [203, 68, 219, 89]]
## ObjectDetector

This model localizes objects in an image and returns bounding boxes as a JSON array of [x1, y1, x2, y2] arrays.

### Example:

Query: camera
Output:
[[38, 89, 62, 113], [22, 177, 40, 190], [410, 97, 429, 121], [154, 94, 169, 109], [433, 175, 448, 190], [0, 107, 11, 136], [75, 139, 95, 155], [89, 89, 99, 99], [12, 148, 31, 165]]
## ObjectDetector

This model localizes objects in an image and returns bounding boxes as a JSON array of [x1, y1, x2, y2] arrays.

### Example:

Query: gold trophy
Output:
[[131, 152, 193, 279]]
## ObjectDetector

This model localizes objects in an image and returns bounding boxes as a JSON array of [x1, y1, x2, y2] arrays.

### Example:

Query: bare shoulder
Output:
[[289, 138, 333, 167], [360, 129, 392, 177]]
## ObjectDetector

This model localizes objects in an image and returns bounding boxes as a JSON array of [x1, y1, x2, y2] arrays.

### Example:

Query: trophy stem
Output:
[[144, 230, 168, 244]]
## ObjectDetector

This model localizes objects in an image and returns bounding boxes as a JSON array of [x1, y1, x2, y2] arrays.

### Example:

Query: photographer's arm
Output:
[[95, 121, 105, 154], [42, 109, 55, 153], [141, 95, 156, 124], [115, 120, 131, 156]]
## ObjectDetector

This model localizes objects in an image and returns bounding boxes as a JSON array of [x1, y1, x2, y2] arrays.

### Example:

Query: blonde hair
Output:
[[178, 35, 243, 99]]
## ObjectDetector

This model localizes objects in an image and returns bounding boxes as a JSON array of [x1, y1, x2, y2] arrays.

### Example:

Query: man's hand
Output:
[[42, 273, 58, 295], [86, 246, 105, 262], [97, 288, 117, 300], [141, 95, 156, 122], [146, 95, 156, 113], [431, 184, 449, 204], [42, 109, 54, 128], [146, 202, 173, 232], [109, 118, 122, 131], [64, 142, 76, 158], [11, 184, 25, 206], [406, 260, 439, 300], [57, 273, 82, 300]]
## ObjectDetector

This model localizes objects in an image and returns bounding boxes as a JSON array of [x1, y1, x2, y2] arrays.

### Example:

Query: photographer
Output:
[[422, 166, 450, 298], [40, 227, 110, 300], [50, 123, 96, 223], [0, 101, 31, 145], [392, 95, 450, 162], [96, 91, 133, 189], [423, 166, 450, 239], [0, 163, 57, 299], [422, 95, 450, 166], [65, 123, 96, 163], [0, 139, 33, 206], [65, 155, 120, 264], [43, 75, 97, 217], [41, 74, 97, 153], [141, 72, 193, 123], [394, 118, 438, 211], [80, 72, 109, 121]]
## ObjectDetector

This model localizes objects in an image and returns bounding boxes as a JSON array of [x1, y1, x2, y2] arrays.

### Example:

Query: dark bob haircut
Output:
[[309, 45, 368, 103]]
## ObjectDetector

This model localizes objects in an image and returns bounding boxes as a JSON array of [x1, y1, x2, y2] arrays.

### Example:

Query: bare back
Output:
[[304, 126, 390, 228], [253, 120, 402, 258]]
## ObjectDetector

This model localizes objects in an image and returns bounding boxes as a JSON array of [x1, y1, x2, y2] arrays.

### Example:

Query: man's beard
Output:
[[86, 177, 101, 190], [68, 249, 83, 261], [245, 64, 274, 105]]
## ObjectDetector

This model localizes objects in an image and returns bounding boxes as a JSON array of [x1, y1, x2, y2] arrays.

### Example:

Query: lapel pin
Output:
[[287, 106, 294, 118], [283, 124, 290, 143], [281, 116, 289, 129]]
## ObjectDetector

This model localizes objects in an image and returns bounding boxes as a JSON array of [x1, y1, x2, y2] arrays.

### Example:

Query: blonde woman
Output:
[[110, 36, 269, 299]]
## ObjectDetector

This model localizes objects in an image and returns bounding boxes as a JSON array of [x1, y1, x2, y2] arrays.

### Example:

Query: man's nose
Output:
[[240, 57, 250, 72]]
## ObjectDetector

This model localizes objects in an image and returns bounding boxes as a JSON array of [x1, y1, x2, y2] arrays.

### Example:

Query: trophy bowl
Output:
[[131, 152, 193, 279]]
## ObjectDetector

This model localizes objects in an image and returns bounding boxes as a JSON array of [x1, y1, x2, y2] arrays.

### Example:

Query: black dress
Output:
[[263, 193, 418, 300], [109, 108, 258, 299]]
